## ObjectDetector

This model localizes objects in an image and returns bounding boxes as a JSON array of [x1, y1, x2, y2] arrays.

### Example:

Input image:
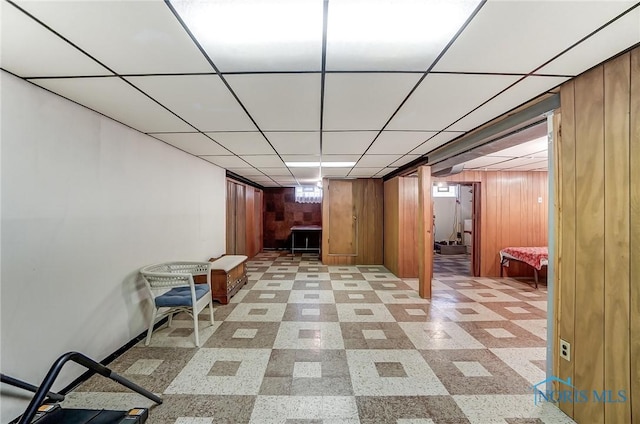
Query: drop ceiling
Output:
[[2, 0, 639, 187]]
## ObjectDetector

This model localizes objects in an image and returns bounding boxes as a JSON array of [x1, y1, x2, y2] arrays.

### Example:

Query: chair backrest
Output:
[[140, 262, 211, 292]]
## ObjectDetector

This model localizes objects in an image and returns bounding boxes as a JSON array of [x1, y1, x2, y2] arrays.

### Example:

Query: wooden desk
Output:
[[291, 225, 322, 254]]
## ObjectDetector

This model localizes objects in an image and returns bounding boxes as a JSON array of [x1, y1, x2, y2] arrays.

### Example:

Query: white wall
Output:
[[0, 72, 226, 421]]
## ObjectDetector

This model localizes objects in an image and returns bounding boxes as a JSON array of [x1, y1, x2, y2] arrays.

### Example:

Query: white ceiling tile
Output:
[[322, 131, 377, 154], [1, 3, 111, 77], [486, 157, 548, 170], [199, 155, 248, 168], [273, 176, 298, 184], [207, 132, 276, 155], [226, 74, 321, 131], [368, 131, 438, 154], [228, 168, 265, 176], [322, 154, 362, 163], [16, 1, 213, 74], [489, 137, 549, 158], [257, 167, 292, 176], [30, 77, 193, 133], [171, 0, 323, 72], [450, 76, 569, 131], [266, 132, 320, 155], [152, 133, 231, 156], [356, 154, 401, 168], [326, 0, 481, 71], [388, 74, 520, 131], [261, 181, 282, 187], [390, 154, 423, 167], [504, 162, 549, 172], [321, 168, 352, 177], [411, 131, 465, 155], [376, 167, 399, 177], [349, 167, 384, 177], [462, 156, 512, 169], [539, 7, 640, 76], [241, 155, 287, 167], [126, 75, 255, 131], [323, 73, 422, 130], [282, 154, 322, 163], [434, 1, 637, 73], [291, 167, 322, 179]]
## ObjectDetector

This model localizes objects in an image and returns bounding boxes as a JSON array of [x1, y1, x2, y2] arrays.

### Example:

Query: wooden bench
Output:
[[195, 255, 248, 304]]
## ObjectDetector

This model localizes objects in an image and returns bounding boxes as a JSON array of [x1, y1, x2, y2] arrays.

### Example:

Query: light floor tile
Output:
[[527, 300, 548, 311], [376, 290, 430, 304], [453, 394, 576, 423], [336, 303, 396, 322], [125, 359, 163, 375], [490, 347, 546, 385], [399, 322, 484, 350], [435, 302, 507, 322], [225, 303, 287, 322], [233, 328, 259, 339], [174, 418, 214, 424], [249, 396, 359, 422], [60, 392, 158, 410], [513, 319, 547, 340], [166, 348, 271, 395], [452, 361, 492, 377], [347, 350, 448, 396], [274, 322, 345, 349], [457, 289, 521, 303], [362, 329, 387, 340], [484, 328, 516, 338], [505, 306, 530, 314], [288, 290, 336, 304]]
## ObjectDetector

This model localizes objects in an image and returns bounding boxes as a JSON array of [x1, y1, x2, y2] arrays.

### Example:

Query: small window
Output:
[[432, 184, 457, 198], [295, 186, 323, 203]]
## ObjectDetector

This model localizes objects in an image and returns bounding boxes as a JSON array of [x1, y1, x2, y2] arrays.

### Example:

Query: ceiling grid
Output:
[[2, 0, 639, 187]]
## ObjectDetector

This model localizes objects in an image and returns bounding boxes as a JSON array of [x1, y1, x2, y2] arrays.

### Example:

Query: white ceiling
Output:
[[2, 0, 639, 187]]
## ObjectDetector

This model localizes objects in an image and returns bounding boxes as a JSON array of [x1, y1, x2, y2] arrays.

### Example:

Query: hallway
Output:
[[65, 252, 571, 423]]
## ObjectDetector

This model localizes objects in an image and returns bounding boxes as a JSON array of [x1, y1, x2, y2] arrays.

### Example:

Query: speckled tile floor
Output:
[[67, 252, 574, 423]]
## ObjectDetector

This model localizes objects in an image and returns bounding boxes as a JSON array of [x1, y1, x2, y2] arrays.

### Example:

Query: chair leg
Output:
[[209, 301, 215, 325], [145, 308, 158, 346], [168, 312, 173, 328], [193, 308, 200, 347]]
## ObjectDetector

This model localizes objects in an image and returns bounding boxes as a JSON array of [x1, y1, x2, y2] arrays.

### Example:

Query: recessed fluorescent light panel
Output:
[[285, 162, 356, 167]]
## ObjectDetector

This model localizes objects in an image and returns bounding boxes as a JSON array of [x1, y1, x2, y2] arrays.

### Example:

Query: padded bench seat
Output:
[[195, 255, 248, 304]]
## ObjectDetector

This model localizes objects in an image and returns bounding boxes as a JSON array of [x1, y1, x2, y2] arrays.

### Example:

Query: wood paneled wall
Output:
[[226, 178, 263, 258], [555, 47, 638, 424], [384, 176, 419, 277], [322, 178, 383, 265], [435, 170, 548, 277]]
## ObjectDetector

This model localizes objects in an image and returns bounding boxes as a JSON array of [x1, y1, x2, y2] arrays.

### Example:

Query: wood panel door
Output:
[[472, 182, 481, 277], [327, 180, 357, 256], [226, 180, 237, 254]]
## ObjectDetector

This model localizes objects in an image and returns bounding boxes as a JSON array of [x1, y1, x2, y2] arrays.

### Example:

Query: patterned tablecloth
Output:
[[501, 246, 548, 270]]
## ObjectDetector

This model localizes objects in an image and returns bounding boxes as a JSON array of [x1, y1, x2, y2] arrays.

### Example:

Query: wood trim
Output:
[[417, 166, 432, 298], [603, 52, 631, 423]]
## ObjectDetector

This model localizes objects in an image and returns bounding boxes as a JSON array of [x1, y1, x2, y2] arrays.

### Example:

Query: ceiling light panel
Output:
[[322, 131, 378, 154], [241, 155, 287, 168], [326, 0, 481, 71], [266, 132, 320, 155], [152, 133, 231, 156], [171, 0, 323, 72], [357, 154, 402, 167], [126, 75, 256, 132], [199, 155, 249, 168], [367, 131, 438, 154], [538, 7, 640, 76], [388, 74, 520, 131], [449, 76, 569, 131], [226, 74, 321, 131], [434, 1, 637, 73], [16, 1, 213, 74], [323, 73, 422, 130], [411, 131, 464, 155], [207, 132, 276, 155], [1, 3, 111, 77], [30, 77, 193, 133]]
